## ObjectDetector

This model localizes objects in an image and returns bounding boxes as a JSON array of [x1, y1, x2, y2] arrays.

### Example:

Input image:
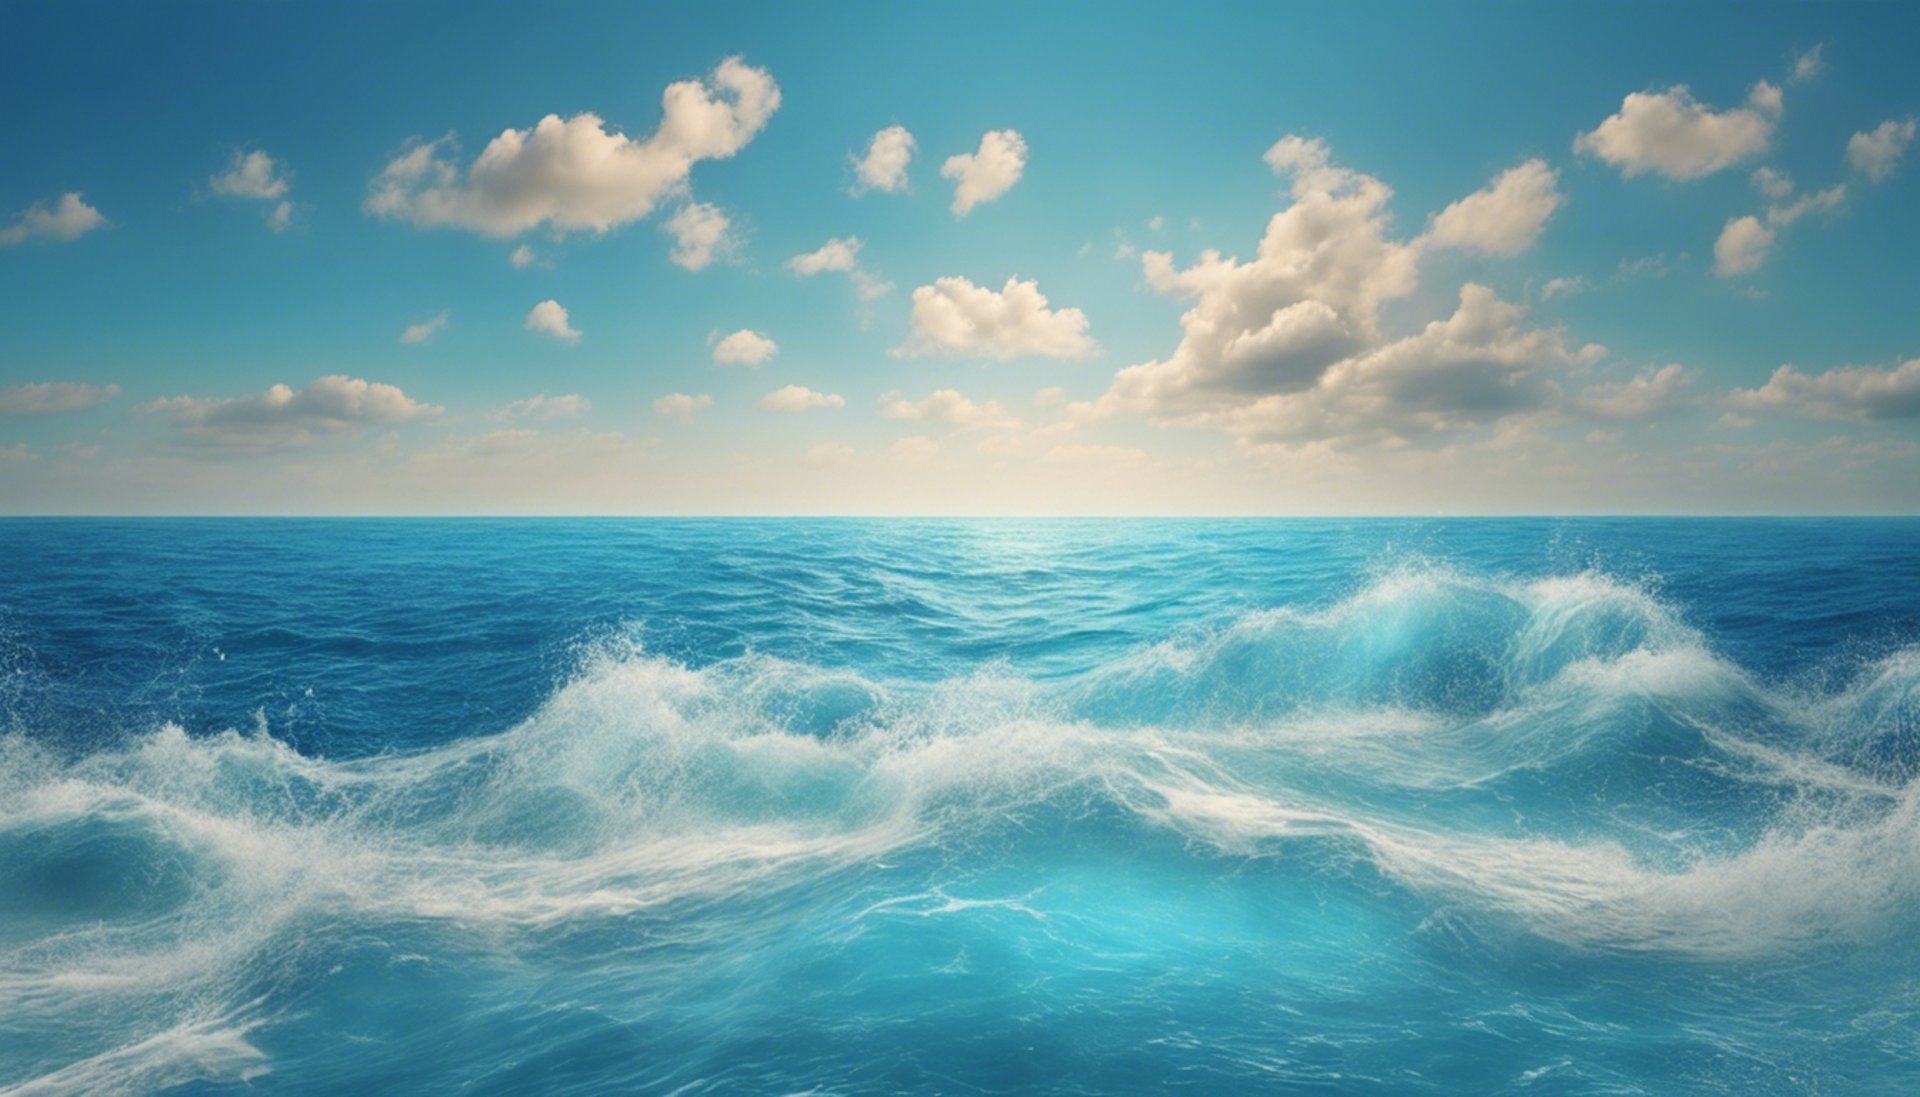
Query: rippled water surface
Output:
[[1, 518, 1917, 1095]]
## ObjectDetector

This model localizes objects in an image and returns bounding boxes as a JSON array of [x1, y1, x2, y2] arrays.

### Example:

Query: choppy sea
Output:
[[2, 518, 1917, 1095]]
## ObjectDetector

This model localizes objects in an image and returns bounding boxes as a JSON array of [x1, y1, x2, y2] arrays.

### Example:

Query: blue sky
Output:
[[2, 0, 1916, 513]]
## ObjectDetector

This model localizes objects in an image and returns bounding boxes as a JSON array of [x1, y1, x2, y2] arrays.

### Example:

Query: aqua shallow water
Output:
[[0, 518, 1917, 1096]]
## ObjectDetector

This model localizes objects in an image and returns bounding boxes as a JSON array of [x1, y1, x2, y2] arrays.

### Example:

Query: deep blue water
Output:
[[1, 518, 1918, 1096]]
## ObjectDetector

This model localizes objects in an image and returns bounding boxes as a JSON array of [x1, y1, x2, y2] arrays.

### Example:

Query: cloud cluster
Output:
[[896, 276, 1094, 359], [1575, 83, 1779, 180], [365, 57, 778, 237], [1730, 359, 1920, 420], [143, 375, 442, 448], [1084, 138, 1636, 449], [854, 125, 916, 193], [942, 130, 1026, 215], [0, 192, 105, 245], [1714, 174, 1848, 277], [210, 149, 294, 232], [711, 329, 777, 366], [0, 382, 120, 415]]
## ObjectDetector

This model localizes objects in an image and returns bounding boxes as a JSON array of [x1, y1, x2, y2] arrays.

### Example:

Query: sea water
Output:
[[0, 518, 1916, 1095]]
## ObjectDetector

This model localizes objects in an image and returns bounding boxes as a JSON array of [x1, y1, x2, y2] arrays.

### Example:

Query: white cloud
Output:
[[895, 276, 1095, 359], [941, 130, 1027, 215], [789, 236, 861, 275], [1094, 136, 1414, 415], [526, 299, 581, 343], [1729, 359, 1920, 420], [853, 125, 916, 193], [711, 328, 778, 366], [1791, 44, 1824, 83], [652, 392, 713, 421], [1848, 118, 1916, 184], [1713, 216, 1774, 277], [759, 384, 844, 412], [266, 201, 293, 233], [364, 56, 778, 237], [1208, 284, 1605, 445], [1766, 183, 1846, 226], [210, 149, 291, 200], [1147, 215, 1166, 231], [142, 375, 442, 448], [0, 192, 106, 245], [662, 202, 736, 270], [509, 244, 549, 269], [1541, 276, 1587, 300], [1751, 166, 1795, 199], [497, 393, 589, 420], [400, 310, 450, 344], [879, 389, 1019, 431], [1422, 159, 1563, 255], [1575, 364, 1692, 419], [788, 236, 892, 300], [1574, 84, 1777, 180], [0, 382, 120, 415]]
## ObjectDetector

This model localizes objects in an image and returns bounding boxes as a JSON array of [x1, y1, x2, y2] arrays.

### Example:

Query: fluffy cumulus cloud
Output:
[[854, 125, 916, 193], [788, 236, 891, 299], [941, 130, 1027, 215], [1095, 136, 1416, 415], [1421, 159, 1563, 255], [400, 310, 450, 344], [896, 276, 1094, 359], [0, 192, 106, 245], [496, 393, 589, 420], [209, 149, 294, 231], [142, 375, 442, 448], [1713, 215, 1775, 277], [1848, 118, 1916, 184], [1713, 173, 1847, 277], [879, 389, 1018, 431], [662, 202, 736, 270], [1729, 359, 1920, 420], [711, 328, 778, 366], [1082, 138, 1638, 450], [365, 57, 778, 237], [0, 382, 120, 415], [1212, 285, 1606, 445], [525, 299, 581, 343], [652, 392, 713, 421], [210, 150, 291, 199], [1574, 83, 1778, 180], [758, 384, 843, 412]]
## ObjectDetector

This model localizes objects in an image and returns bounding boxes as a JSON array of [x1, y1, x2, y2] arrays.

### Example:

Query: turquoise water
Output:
[[1, 518, 1917, 1095]]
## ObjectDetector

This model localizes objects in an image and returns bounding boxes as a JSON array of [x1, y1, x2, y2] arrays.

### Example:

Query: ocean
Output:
[[1, 518, 1916, 1095]]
